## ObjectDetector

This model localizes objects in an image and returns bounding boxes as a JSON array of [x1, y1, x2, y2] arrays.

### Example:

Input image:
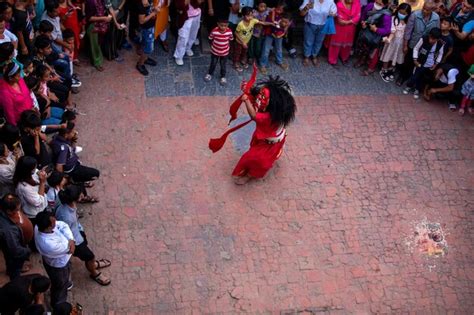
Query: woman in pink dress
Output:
[[328, 0, 361, 66]]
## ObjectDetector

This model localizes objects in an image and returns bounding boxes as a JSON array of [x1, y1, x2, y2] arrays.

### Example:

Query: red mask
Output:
[[256, 87, 270, 110]]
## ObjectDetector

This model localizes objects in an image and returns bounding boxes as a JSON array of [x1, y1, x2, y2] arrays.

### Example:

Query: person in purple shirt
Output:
[[354, 0, 391, 75]]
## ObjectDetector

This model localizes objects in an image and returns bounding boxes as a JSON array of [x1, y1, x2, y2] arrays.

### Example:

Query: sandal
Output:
[[95, 65, 104, 72], [312, 57, 319, 66], [234, 65, 243, 73], [90, 272, 111, 286], [95, 258, 111, 269], [84, 182, 95, 188], [78, 195, 99, 203], [361, 69, 375, 76], [21, 263, 31, 273], [303, 58, 310, 66], [459, 108, 465, 116]]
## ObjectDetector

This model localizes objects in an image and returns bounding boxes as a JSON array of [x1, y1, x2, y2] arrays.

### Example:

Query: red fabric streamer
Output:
[[228, 63, 258, 124], [208, 119, 252, 153]]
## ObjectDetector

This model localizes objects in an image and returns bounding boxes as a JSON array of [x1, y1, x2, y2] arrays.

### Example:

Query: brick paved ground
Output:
[[1, 49, 474, 314]]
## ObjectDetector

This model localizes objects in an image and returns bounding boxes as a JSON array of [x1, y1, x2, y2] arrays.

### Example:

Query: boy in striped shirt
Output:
[[204, 19, 233, 86]]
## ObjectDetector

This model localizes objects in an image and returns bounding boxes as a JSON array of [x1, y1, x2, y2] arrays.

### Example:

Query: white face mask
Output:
[[373, 3, 383, 10]]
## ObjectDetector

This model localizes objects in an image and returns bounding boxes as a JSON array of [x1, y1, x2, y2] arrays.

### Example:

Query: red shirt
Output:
[[209, 27, 234, 56], [254, 112, 281, 140]]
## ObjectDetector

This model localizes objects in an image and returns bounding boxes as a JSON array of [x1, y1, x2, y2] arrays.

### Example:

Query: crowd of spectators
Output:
[[0, 0, 473, 312]]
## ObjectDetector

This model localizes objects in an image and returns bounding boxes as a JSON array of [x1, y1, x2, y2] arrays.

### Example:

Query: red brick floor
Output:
[[1, 56, 474, 314]]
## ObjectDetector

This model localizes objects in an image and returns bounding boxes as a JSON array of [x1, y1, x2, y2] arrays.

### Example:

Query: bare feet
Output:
[[233, 176, 251, 185]]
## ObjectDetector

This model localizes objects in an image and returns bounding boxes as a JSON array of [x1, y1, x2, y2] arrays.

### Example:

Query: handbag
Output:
[[321, 16, 336, 35], [358, 27, 382, 48]]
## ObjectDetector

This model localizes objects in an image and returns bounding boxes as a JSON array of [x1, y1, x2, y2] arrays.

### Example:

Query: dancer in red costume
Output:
[[208, 71, 296, 185], [232, 76, 296, 184]]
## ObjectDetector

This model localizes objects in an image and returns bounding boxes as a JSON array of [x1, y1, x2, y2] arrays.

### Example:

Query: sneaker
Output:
[[220, 77, 227, 86], [449, 103, 457, 111], [71, 78, 82, 88], [288, 48, 297, 58], [186, 49, 194, 57], [136, 64, 149, 76], [388, 75, 395, 82], [122, 40, 133, 50], [413, 90, 420, 99], [175, 58, 184, 66], [204, 74, 212, 82], [75, 146, 83, 154], [145, 58, 157, 66], [380, 70, 390, 83], [279, 63, 289, 70], [67, 282, 74, 291], [403, 87, 412, 95], [260, 66, 268, 74], [194, 39, 200, 46]]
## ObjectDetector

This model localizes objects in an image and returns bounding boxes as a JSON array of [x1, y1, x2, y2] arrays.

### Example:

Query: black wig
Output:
[[251, 76, 296, 127]]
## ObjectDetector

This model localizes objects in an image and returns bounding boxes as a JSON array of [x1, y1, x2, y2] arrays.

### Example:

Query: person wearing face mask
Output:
[[399, 0, 439, 85], [379, 3, 412, 82], [354, 0, 392, 75]]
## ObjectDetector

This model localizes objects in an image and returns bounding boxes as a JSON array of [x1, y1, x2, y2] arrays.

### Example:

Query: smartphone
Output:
[[43, 165, 53, 174]]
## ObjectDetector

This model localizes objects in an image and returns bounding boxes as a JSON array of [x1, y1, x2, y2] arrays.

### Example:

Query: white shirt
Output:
[[413, 38, 444, 68], [35, 220, 74, 268], [300, 0, 337, 26], [440, 68, 459, 84], [41, 12, 62, 41], [15, 172, 48, 219], [0, 29, 18, 57], [0, 154, 16, 198]]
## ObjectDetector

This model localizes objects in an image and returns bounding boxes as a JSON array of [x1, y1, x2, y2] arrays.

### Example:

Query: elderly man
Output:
[[399, 0, 440, 85]]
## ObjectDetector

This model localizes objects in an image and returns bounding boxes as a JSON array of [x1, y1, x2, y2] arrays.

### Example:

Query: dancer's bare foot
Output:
[[233, 176, 251, 185]]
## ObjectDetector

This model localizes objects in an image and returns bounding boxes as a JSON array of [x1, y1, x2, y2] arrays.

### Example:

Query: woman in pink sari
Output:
[[328, 0, 361, 66]]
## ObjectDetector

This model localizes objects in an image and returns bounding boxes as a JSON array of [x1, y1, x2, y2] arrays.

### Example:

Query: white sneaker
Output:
[[413, 90, 420, 99], [403, 87, 411, 95], [220, 77, 227, 86], [194, 39, 200, 46], [186, 49, 194, 57], [204, 74, 212, 82], [175, 58, 184, 66]]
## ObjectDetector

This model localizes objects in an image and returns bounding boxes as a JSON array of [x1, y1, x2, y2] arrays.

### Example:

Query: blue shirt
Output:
[[55, 204, 84, 246]]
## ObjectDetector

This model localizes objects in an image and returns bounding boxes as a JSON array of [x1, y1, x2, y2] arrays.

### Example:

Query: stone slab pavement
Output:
[[1, 51, 473, 314]]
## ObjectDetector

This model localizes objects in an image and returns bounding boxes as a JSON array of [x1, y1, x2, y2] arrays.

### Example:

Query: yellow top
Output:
[[236, 18, 260, 45]]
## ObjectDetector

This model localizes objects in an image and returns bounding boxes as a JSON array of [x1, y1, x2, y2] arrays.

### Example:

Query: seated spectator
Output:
[[0, 141, 17, 197], [0, 123, 24, 159], [46, 170, 66, 213], [0, 62, 33, 126], [41, 0, 70, 54], [403, 27, 444, 99], [0, 15, 18, 54], [56, 185, 111, 285], [459, 64, 474, 115], [13, 156, 48, 224], [34, 210, 74, 307], [0, 194, 32, 280], [423, 63, 460, 110], [0, 274, 50, 315], [18, 110, 53, 169], [0, 42, 24, 78], [50, 123, 100, 203]]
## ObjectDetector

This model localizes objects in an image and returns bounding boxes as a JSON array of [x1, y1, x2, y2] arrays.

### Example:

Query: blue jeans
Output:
[[260, 36, 283, 67], [42, 107, 65, 131], [52, 55, 71, 79], [303, 22, 325, 58]]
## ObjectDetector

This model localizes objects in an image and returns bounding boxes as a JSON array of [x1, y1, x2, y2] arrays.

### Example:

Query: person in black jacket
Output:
[[0, 193, 31, 280]]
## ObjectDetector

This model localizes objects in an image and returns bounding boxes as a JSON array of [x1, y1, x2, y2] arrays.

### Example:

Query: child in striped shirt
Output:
[[205, 19, 233, 86]]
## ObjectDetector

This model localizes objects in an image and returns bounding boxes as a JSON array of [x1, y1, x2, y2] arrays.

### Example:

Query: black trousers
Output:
[[68, 164, 100, 183], [208, 54, 227, 78], [399, 47, 414, 83], [43, 262, 71, 307]]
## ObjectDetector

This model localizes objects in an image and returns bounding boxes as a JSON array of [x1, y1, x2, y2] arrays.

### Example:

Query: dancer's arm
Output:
[[241, 94, 256, 119]]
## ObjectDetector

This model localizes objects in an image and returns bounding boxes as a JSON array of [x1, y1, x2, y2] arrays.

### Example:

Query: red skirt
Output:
[[232, 136, 286, 178]]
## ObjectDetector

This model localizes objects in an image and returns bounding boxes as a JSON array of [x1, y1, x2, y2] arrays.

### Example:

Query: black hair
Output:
[[35, 211, 54, 232], [57, 121, 75, 136], [13, 156, 37, 187], [39, 20, 54, 33], [0, 42, 14, 63], [217, 18, 229, 24], [0, 15, 5, 23], [35, 63, 50, 79], [275, 0, 286, 8], [468, 0, 474, 7], [23, 305, 46, 315], [24, 75, 40, 91], [3, 62, 20, 81], [21, 57, 33, 68], [429, 27, 442, 39], [441, 16, 453, 24], [45, 0, 59, 13], [251, 76, 296, 127], [280, 12, 291, 20], [256, 0, 267, 5], [0, 123, 20, 151], [34, 34, 52, 50], [31, 276, 51, 294], [0, 2, 12, 16], [0, 194, 21, 212], [0, 141, 5, 156], [381, 0, 390, 6], [62, 28, 75, 40], [61, 110, 76, 123], [53, 302, 73, 315], [47, 170, 65, 187], [19, 110, 42, 130], [58, 184, 82, 204], [241, 6, 253, 16], [394, 3, 411, 26]]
